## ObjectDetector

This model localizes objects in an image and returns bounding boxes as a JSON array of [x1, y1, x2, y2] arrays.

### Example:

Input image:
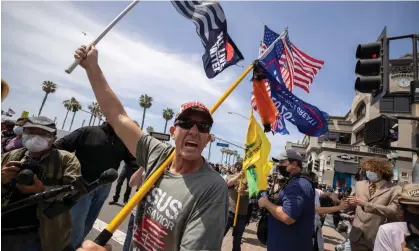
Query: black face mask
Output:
[[404, 208, 419, 230], [278, 165, 290, 178]]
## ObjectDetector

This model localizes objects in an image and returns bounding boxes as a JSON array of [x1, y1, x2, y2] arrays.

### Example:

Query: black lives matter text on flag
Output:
[[171, 1, 244, 79], [203, 31, 244, 78]]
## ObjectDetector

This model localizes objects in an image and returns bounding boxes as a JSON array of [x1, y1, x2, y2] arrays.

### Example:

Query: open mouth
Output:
[[185, 141, 198, 148]]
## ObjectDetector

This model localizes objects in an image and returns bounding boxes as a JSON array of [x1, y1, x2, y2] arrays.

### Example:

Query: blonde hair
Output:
[[360, 157, 393, 181]]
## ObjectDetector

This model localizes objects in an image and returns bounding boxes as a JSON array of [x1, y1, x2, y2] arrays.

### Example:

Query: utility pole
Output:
[[356, 28, 419, 184], [411, 34, 418, 183]]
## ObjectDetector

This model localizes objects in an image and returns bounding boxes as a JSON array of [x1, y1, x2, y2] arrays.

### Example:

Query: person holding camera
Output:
[[373, 183, 419, 251], [1, 116, 81, 251], [257, 149, 315, 251], [348, 157, 403, 251]]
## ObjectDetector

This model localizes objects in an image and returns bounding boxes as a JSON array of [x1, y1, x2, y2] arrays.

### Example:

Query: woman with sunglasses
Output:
[[73, 45, 229, 251]]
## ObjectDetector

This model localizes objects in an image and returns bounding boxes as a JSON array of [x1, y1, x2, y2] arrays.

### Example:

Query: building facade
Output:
[[285, 54, 418, 190]]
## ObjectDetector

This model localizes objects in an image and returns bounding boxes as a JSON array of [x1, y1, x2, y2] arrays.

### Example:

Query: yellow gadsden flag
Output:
[[243, 110, 272, 198]]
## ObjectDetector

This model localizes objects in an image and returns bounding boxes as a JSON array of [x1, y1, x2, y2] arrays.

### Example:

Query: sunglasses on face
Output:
[[175, 119, 212, 133]]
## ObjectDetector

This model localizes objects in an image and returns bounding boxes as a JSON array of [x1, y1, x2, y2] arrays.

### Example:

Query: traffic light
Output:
[[364, 115, 398, 148], [355, 27, 389, 105]]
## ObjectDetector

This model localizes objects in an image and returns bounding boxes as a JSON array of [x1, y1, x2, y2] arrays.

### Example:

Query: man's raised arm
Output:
[[74, 45, 143, 156]]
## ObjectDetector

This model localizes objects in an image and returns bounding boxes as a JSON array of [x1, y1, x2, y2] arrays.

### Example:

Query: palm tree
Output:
[[88, 102, 99, 126], [69, 98, 82, 131], [233, 150, 238, 163], [162, 108, 175, 133], [92, 107, 102, 125], [62, 98, 73, 129], [139, 94, 153, 130], [146, 126, 154, 134], [221, 148, 226, 163], [38, 81, 57, 116]]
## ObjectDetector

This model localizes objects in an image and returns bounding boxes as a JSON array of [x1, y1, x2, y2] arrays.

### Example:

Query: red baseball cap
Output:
[[175, 101, 213, 124]]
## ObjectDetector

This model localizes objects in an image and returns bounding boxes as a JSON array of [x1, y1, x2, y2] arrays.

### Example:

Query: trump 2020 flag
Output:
[[260, 65, 329, 137], [243, 110, 272, 198], [171, 1, 244, 79]]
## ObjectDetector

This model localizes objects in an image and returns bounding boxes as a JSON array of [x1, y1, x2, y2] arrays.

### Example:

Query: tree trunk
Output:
[[88, 113, 93, 126], [221, 153, 224, 163], [69, 111, 77, 131], [92, 116, 96, 125], [62, 109, 70, 129], [38, 93, 48, 116], [141, 107, 146, 130], [164, 120, 168, 134]]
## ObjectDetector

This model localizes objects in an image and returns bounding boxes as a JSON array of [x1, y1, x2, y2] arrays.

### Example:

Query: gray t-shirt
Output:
[[131, 135, 229, 251]]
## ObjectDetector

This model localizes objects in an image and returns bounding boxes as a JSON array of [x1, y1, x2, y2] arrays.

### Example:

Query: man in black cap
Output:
[[258, 149, 315, 251], [72, 44, 228, 251], [1, 116, 81, 251]]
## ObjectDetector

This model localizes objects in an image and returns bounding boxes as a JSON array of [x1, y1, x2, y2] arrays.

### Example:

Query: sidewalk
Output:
[[222, 223, 345, 251]]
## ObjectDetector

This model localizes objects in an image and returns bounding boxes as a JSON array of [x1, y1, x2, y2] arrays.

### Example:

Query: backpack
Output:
[[256, 174, 314, 245]]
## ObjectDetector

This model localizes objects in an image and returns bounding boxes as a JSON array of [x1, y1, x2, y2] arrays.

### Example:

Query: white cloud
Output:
[[1, 1, 303, 163]]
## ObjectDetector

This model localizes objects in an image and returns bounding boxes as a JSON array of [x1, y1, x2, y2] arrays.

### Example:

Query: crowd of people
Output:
[[1, 44, 418, 251]]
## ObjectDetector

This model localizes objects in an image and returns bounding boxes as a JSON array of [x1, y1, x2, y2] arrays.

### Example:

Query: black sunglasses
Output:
[[175, 119, 212, 133]]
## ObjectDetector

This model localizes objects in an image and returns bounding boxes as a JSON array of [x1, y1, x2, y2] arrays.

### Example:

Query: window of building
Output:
[[355, 127, 365, 142], [380, 95, 411, 113], [355, 102, 366, 120]]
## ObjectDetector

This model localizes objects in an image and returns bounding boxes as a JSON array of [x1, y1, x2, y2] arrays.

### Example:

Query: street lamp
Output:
[[228, 111, 249, 120]]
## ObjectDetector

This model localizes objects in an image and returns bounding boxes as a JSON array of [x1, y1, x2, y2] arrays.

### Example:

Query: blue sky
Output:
[[1, 1, 418, 164]]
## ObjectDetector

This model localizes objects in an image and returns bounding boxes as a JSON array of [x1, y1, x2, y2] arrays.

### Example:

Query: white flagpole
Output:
[[65, 0, 140, 74], [258, 28, 287, 60]]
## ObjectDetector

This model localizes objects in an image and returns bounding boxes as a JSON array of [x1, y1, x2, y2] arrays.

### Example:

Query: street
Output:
[[85, 164, 345, 251]]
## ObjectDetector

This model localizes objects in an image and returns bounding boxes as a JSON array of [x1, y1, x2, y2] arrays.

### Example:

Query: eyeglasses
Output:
[[174, 120, 212, 133]]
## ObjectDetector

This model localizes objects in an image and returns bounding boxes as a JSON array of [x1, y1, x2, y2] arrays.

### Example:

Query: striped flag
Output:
[[171, 1, 244, 79], [7, 108, 15, 115], [260, 26, 324, 93]]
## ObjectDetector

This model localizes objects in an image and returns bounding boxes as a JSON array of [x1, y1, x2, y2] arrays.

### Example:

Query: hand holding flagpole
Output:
[[65, 0, 140, 74]]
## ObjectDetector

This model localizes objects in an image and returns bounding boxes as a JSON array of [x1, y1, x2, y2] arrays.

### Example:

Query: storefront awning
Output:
[[334, 160, 359, 175]]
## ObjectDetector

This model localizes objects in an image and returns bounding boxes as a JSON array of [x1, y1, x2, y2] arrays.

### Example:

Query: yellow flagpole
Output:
[[233, 178, 243, 226], [94, 64, 254, 245]]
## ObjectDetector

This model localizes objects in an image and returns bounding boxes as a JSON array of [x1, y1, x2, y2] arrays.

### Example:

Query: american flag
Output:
[[260, 26, 324, 93]]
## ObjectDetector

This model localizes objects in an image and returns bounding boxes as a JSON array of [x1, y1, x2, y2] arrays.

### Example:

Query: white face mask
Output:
[[13, 126, 24, 135], [22, 135, 51, 152]]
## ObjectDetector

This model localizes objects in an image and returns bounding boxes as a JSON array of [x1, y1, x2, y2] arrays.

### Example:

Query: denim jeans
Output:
[[123, 213, 135, 251], [224, 211, 248, 251], [113, 166, 133, 203], [1, 232, 41, 251], [71, 183, 112, 248]]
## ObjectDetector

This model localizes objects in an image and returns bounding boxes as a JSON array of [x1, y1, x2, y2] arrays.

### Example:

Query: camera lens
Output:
[[16, 169, 35, 186]]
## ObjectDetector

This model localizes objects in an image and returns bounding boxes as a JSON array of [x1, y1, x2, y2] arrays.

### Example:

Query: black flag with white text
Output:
[[171, 1, 244, 79]]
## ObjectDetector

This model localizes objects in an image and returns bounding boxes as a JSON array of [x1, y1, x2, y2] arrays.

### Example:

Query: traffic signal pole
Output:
[[388, 33, 419, 184], [410, 34, 418, 183], [357, 30, 418, 183]]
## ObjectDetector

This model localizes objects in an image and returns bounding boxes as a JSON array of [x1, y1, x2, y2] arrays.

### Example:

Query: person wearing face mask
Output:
[[373, 184, 419, 251], [258, 149, 315, 251], [348, 157, 403, 251], [1, 116, 81, 251], [2, 117, 28, 153]]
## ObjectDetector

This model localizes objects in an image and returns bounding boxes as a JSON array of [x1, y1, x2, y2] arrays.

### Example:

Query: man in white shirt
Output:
[[373, 184, 419, 251]]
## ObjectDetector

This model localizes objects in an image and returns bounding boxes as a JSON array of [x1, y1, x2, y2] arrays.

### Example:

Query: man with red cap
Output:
[[73, 45, 228, 251]]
